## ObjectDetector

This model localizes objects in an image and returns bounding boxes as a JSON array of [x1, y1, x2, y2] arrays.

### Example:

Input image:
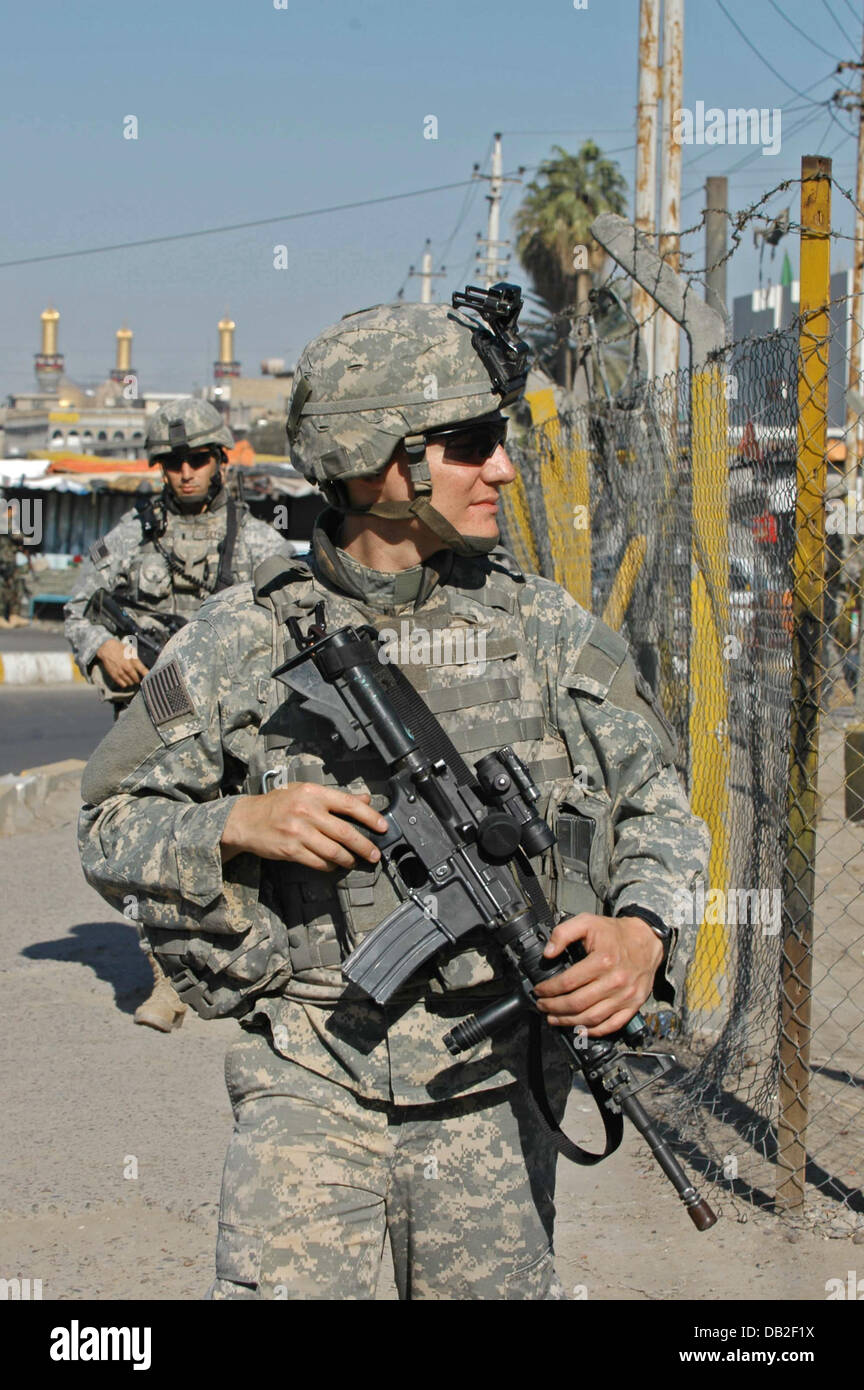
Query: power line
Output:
[[825, 99, 858, 141], [500, 128, 634, 136], [436, 170, 483, 270], [0, 177, 488, 271], [714, 0, 839, 103], [816, 109, 840, 152], [679, 108, 818, 202], [820, 0, 857, 47], [766, 0, 845, 63], [839, 0, 861, 25], [681, 103, 818, 174], [826, 126, 858, 157]]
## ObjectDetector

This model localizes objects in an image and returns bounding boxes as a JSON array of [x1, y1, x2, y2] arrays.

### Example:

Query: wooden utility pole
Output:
[[634, 0, 660, 379], [777, 156, 832, 1211], [655, 0, 684, 381]]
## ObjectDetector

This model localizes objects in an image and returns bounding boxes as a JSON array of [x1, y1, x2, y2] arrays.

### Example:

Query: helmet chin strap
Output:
[[333, 435, 499, 559]]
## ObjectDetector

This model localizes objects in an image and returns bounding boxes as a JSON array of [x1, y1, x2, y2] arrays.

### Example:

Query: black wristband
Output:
[[615, 904, 673, 959]]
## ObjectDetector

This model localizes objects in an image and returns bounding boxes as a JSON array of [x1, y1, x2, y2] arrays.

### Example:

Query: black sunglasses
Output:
[[424, 417, 508, 461], [161, 449, 218, 471]]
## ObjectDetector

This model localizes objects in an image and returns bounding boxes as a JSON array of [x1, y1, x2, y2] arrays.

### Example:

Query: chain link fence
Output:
[[502, 264, 863, 1231]]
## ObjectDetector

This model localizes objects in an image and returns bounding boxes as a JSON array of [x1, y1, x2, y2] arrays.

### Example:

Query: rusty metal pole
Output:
[[776, 156, 831, 1211], [655, 0, 684, 382], [634, 0, 660, 380]]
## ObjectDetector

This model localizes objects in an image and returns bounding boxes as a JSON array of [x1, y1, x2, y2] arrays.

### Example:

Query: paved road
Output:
[[0, 625, 113, 773], [0, 686, 113, 773], [0, 624, 68, 652]]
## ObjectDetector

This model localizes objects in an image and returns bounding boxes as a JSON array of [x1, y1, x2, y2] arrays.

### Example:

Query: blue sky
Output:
[[0, 0, 859, 392]]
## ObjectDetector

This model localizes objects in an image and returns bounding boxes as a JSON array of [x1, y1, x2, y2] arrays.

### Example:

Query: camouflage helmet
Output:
[[285, 286, 529, 557], [145, 398, 234, 465], [285, 301, 508, 486]]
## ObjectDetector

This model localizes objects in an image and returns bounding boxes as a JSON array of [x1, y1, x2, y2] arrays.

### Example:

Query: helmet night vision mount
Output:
[[450, 282, 530, 404]]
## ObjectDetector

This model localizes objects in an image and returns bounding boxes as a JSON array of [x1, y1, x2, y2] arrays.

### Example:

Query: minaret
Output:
[[214, 314, 240, 380], [110, 326, 134, 384], [35, 307, 64, 393]]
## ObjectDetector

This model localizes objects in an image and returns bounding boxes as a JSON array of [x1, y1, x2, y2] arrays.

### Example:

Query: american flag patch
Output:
[[89, 539, 109, 564], [142, 659, 196, 726]]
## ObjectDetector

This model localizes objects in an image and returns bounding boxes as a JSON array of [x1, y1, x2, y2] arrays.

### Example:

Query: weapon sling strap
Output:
[[526, 1014, 624, 1164], [510, 854, 624, 1164], [213, 498, 239, 593]]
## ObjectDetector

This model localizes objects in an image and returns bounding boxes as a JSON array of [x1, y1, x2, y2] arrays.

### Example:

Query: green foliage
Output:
[[514, 142, 628, 316]]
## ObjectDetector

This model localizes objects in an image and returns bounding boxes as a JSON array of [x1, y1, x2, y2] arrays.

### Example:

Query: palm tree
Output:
[[514, 142, 628, 388]]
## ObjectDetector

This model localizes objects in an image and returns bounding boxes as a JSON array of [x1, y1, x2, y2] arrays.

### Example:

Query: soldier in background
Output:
[[0, 501, 31, 629], [78, 292, 709, 1298], [66, 397, 295, 1032]]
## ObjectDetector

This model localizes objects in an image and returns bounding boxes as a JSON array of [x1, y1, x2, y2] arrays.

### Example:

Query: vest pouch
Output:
[[171, 533, 216, 594], [551, 786, 613, 918], [335, 859, 389, 943], [145, 914, 293, 1021], [134, 554, 172, 603], [266, 860, 352, 976]]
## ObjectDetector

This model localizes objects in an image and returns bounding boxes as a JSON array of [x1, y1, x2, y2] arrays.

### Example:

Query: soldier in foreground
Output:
[[78, 288, 709, 1298], [67, 397, 294, 1031]]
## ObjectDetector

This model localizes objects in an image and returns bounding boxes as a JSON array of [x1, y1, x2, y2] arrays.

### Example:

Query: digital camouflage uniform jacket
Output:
[[64, 487, 294, 677], [78, 510, 710, 1105]]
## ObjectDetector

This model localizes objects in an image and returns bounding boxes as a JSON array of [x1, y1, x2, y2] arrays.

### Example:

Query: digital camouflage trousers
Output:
[[208, 1029, 571, 1301]]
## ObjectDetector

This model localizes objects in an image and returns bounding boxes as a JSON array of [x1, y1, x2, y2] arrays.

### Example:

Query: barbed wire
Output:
[[518, 169, 864, 352]]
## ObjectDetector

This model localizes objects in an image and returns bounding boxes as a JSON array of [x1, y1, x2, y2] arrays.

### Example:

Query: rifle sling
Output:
[[213, 498, 239, 593], [526, 1013, 624, 1165]]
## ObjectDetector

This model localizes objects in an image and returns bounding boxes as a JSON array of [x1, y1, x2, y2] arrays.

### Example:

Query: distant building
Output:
[[208, 372, 294, 440], [3, 310, 160, 460], [731, 267, 850, 431], [1, 307, 295, 465]]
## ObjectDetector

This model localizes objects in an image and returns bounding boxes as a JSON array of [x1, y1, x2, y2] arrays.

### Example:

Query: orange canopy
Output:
[[46, 440, 256, 474]]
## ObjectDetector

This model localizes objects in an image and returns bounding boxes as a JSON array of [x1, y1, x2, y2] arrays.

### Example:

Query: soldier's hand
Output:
[[220, 784, 389, 871], [533, 913, 664, 1037], [96, 637, 149, 688]]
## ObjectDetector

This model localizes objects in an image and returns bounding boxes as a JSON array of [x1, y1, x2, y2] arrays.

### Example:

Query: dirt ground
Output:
[[1, 818, 860, 1303]]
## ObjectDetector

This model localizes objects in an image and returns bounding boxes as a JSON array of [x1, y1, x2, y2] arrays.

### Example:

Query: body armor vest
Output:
[[149, 553, 621, 1021], [242, 555, 613, 1003], [128, 497, 245, 619]]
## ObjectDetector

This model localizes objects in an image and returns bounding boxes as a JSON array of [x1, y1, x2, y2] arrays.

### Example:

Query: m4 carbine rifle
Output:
[[83, 588, 187, 672], [276, 614, 717, 1232]]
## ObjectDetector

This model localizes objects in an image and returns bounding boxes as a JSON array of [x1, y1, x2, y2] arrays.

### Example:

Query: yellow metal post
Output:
[[685, 364, 730, 1010], [501, 467, 541, 576], [602, 535, 647, 631], [776, 156, 831, 1210], [519, 390, 592, 606], [545, 414, 592, 608]]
